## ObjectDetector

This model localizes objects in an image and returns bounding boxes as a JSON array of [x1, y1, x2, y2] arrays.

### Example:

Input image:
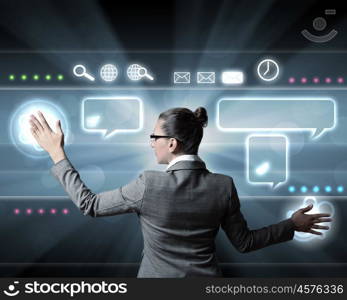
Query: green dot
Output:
[[21, 74, 27, 81], [45, 74, 51, 81], [9, 74, 15, 81], [33, 74, 40, 81], [57, 74, 64, 81]]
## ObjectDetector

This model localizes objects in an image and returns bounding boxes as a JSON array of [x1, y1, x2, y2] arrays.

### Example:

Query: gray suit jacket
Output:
[[51, 158, 295, 278]]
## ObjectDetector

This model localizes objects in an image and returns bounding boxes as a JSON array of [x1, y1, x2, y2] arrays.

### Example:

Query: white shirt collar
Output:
[[166, 154, 203, 170]]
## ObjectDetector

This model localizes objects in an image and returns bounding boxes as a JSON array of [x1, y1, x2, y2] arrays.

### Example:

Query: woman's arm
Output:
[[50, 158, 145, 217], [29, 111, 145, 217], [221, 178, 332, 253], [29, 111, 66, 164]]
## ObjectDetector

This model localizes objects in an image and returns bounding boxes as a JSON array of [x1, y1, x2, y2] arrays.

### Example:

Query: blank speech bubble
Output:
[[217, 98, 337, 139], [82, 97, 143, 138], [246, 134, 289, 189]]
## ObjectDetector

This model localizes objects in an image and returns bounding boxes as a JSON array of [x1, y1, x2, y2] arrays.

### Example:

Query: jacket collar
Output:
[[166, 154, 203, 170], [165, 160, 208, 172]]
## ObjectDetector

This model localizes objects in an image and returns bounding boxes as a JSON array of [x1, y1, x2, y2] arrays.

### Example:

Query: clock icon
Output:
[[257, 59, 280, 82]]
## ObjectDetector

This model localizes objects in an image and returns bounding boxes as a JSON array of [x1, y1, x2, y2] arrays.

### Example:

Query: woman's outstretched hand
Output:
[[291, 204, 332, 235], [29, 111, 66, 164]]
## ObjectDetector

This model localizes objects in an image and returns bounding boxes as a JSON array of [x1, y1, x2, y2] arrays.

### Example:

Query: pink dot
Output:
[[288, 77, 295, 84], [26, 208, 32, 215], [338, 77, 344, 83], [313, 77, 319, 83], [38, 208, 45, 215], [50, 208, 57, 214], [301, 77, 307, 84], [14, 208, 20, 215], [62, 208, 69, 215], [325, 77, 331, 83]]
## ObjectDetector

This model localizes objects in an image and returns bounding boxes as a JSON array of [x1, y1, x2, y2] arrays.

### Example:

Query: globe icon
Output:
[[100, 64, 118, 82], [127, 64, 143, 81]]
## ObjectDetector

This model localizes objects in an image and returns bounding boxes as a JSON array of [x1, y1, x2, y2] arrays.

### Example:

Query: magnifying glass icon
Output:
[[127, 64, 154, 81], [73, 64, 95, 81], [138, 66, 154, 80]]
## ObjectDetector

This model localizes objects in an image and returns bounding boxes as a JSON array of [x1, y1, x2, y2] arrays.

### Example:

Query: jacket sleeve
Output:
[[50, 159, 145, 217], [221, 178, 295, 253]]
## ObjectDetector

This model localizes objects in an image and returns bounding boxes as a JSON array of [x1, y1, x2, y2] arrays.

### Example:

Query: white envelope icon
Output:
[[174, 72, 190, 84], [221, 71, 244, 84], [197, 72, 215, 84]]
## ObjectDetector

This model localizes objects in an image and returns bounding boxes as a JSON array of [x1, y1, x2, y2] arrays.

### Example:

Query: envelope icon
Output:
[[174, 72, 190, 84], [197, 72, 215, 84], [221, 71, 244, 84]]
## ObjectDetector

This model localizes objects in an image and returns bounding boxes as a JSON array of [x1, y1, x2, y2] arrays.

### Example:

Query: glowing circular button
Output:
[[9, 100, 69, 158]]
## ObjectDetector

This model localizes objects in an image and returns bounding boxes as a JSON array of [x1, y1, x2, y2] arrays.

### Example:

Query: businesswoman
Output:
[[29, 107, 331, 277]]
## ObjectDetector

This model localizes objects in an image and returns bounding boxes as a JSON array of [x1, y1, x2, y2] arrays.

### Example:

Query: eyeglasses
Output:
[[149, 134, 182, 143], [150, 134, 173, 141]]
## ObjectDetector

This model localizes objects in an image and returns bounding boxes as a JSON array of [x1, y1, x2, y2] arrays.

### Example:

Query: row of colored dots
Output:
[[8, 74, 64, 81], [288, 77, 344, 84], [13, 208, 69, 215], [288, 185, 344, 193]]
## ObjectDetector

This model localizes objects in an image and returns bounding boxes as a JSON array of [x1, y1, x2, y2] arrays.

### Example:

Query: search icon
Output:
[[73, 64, 95, 81], [138, 66, 154, 80], [127, 64, 154, 81]]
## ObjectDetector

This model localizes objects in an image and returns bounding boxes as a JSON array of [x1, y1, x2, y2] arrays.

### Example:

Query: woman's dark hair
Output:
[[158, 107, 208, 155]]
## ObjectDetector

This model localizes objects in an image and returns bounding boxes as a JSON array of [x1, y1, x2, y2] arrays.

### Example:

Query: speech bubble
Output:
[[81, 97, 143, 138], [216, 98, 337, 140], [246, 134, 288, 189]]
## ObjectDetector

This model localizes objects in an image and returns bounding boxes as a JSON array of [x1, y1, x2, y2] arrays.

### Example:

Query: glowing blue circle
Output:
[[300, 186, 308, 193], [312, 186, 320, 193], [9, 99, 69, 159], [288, 186, 295, 193], [325, 185, 332, 193], [337, 186, 344, 193]]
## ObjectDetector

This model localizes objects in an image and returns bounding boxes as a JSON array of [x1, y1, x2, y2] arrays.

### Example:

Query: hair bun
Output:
[[194, 107, 208, 128]]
